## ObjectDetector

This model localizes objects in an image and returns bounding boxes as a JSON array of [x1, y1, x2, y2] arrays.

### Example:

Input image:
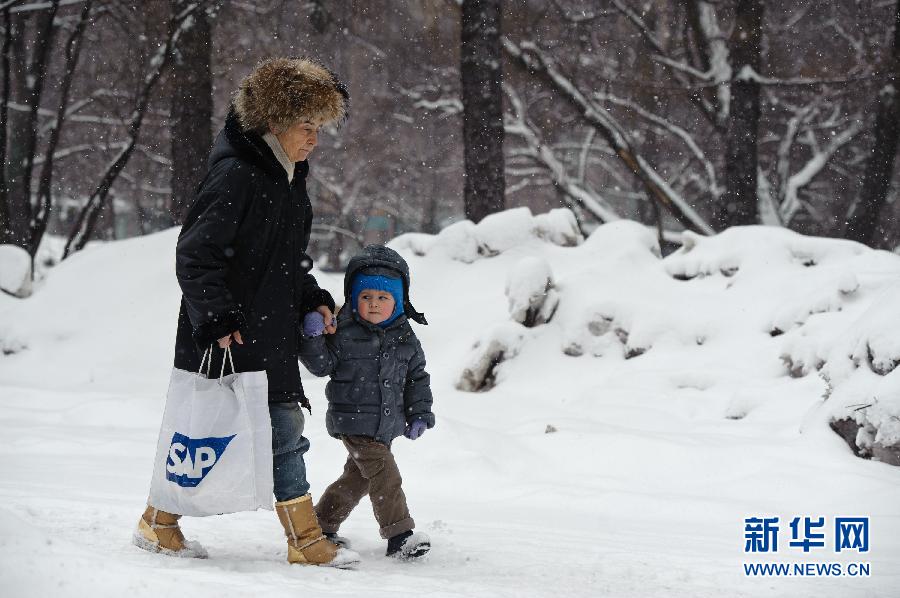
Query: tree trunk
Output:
[[844, 2, 900, 248], [168, 0, 214, 226], [460, 0, 505, 223], [635, 5, 662, 225], [29, 0, 93, 256], [4, 9, 55, 249], [716, 0, 763, 229], [0, 6, 12, 242], [13, 1, 60, 250]]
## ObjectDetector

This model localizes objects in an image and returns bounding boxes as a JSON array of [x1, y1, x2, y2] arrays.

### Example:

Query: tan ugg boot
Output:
[[133, 505, 208, 558], [275, 494, 360, 568]]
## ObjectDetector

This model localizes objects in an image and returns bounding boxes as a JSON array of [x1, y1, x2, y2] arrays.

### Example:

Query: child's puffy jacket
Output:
[[298, 245, 434, 443], [300, 311, 434, 442]]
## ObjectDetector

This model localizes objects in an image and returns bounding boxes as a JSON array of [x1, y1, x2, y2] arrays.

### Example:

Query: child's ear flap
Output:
[[405, 300, 427, 325]]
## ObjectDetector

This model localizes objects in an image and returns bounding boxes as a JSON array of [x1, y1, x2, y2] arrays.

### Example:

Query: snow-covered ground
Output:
[[1, 208, 898, 598]]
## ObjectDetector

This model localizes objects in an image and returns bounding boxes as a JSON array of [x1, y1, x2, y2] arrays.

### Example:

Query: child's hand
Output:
[[404, 420, 427, 440], [302, 312, 332, 337], [316, 305, 338, 335]]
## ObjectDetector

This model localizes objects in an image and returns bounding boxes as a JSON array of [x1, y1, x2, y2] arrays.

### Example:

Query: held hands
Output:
[[217, 330, 243, 349], [316, 305, 338, 335], [404, 419, 427, 441], [303, 311, 337, 337]]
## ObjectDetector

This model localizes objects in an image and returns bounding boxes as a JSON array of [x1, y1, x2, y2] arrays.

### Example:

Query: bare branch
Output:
[[504, 82, 620, 223], [593, 91, 721, 198], [8, 0, 82, 13], [63, 0, 213, 258], [780, 120, 863, 224], [502, 36, 715, 234]]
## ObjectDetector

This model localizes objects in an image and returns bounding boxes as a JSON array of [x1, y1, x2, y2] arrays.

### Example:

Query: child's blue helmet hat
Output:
[[343, 244, 427, 325], [351, 271, 405, 327]]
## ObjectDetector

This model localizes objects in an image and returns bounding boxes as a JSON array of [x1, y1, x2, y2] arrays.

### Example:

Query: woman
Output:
[[134, 58, 358, 568]]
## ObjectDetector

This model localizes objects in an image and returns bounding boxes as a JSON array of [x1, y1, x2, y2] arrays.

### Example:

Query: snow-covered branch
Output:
[[686, 0, 731, 125], [779, 120, 863, 224], [611, 0, 719, 127], [8, 0, 83, 13], [502, 36, 715, 235], [399, 84, 463, 117], [503, 83, 621, 224], [310, 223, 364, 244], [593, 91, 721, 198]]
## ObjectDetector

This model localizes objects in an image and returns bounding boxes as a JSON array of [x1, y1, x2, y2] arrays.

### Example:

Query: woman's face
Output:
[[273, 120, 321, 162]]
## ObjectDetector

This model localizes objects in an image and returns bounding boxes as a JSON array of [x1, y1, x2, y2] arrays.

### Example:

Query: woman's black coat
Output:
[[173, 108, 334, 404]]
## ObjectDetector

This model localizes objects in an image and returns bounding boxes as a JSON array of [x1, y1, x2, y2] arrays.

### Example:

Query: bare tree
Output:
[[168, 0, 216, 225], [460, 0, 505, 222], [502, 37, 715, 235], [716, 0, 764, 228], [63, 0, 213, 258], [845, 0, 900, 248], [29, 0, 93, 256], [1, 0, 60, 250], [0, 3, 14, 241]]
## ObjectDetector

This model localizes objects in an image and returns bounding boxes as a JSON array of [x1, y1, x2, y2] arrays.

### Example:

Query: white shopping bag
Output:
[[148, 347, 273, 516]]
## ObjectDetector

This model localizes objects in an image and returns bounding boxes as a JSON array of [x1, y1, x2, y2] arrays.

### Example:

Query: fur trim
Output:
[[234, 57, 349, 132]]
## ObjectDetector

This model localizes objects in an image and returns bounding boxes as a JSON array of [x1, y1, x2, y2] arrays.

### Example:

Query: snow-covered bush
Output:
[[504, 257, 558, 327], [533, 208, 582, 247], [390, 207, 584, 264]]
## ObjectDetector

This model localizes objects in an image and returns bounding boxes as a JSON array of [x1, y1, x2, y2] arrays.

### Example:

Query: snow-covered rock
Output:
[[456, 321, 526, 392], [0, 244, 32, 297]]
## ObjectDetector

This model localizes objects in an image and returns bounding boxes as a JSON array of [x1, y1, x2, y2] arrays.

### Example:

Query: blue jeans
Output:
[[269, 403, 311, 502]]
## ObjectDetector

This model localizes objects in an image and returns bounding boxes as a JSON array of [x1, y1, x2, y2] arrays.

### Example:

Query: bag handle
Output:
[[197, 345, 236, 381], [198, 346, 213, 377], [219, 345, 235, 380]]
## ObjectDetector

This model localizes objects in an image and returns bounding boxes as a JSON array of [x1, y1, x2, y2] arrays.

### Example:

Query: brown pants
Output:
[[315, 435, 415, 539]]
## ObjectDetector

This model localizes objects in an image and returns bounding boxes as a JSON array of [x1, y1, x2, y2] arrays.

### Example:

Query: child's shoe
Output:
[[386, 530, 430, 560]]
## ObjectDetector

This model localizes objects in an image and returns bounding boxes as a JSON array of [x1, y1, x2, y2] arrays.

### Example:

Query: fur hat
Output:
[[234, 57, 349, 133]]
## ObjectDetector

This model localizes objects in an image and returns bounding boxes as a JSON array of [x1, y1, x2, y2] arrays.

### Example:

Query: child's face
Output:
[[357, 288, 396, 324]]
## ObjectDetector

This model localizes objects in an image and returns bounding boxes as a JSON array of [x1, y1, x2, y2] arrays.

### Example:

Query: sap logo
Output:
[[165, 432, 235, 487]]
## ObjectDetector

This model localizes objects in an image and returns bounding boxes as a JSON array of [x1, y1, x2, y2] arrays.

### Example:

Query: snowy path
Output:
[[1, 378, 896, 597]]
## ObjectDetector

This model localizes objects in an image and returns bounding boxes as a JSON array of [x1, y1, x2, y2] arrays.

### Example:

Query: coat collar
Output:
[[262, 131, 295, 183], [210, 107, 310, 182]]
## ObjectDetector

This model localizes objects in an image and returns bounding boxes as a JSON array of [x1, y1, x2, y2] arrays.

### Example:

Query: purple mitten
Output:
[[405, 419, 427, 440], [302, 312, 327, 337]]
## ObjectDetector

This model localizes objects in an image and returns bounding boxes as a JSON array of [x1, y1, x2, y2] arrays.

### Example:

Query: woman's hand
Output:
[[217, 330, 243, 349], [316, 305, 338, 335]]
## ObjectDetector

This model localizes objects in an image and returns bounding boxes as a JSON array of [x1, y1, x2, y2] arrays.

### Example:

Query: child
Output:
[[299, 244, 434, 560]]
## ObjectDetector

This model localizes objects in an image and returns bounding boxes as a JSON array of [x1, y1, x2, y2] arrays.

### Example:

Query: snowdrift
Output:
[[1, 208, 899, 598], [394, 208, 900, 462]]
